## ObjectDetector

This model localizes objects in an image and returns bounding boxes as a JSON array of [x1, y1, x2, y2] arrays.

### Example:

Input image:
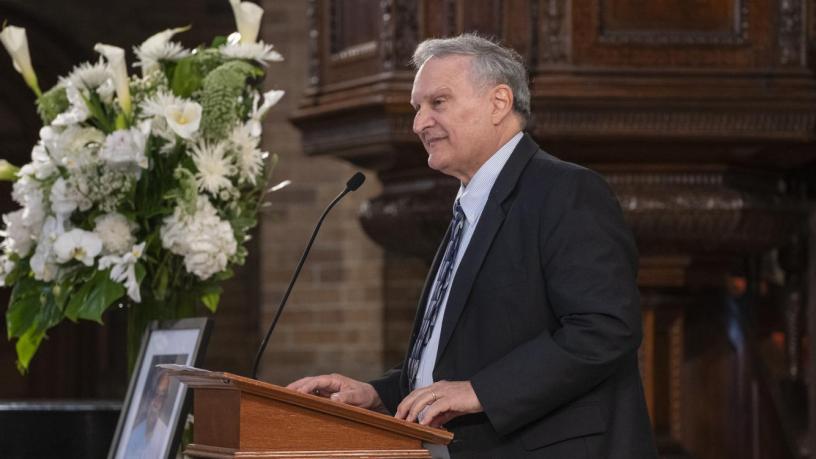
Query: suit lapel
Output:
[[434, 133, 539, 366]]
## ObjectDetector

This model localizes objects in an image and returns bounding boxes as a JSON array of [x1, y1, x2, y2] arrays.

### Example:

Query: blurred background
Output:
[[0, 1, 815, 458]]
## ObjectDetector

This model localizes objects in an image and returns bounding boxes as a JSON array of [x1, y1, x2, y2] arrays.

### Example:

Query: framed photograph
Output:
[[108, 317, 212, 459]]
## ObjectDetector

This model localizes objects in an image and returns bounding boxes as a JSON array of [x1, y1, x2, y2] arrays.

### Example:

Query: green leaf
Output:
[[6, 277, 43, 339], [15, 328, 45, 374], [77, 272, 125, 323], [200, 286, 221, 313], [66, 270, 124, 324], [211, 36, 227, 48], [65, 276, 95, 322], [171, 57, 205, 98]]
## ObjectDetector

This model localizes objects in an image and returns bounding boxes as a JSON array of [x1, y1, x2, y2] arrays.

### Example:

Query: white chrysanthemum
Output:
[[133, 26, 190, 75], [140, 90, 186, 118], [99, 121, 150, 173], [190, 140, 236, 195], [30, 217, 62, 281], [54, 228, 102, 266], [229, 124, 264, 185], [62, 59, 111, 90], [161, 196, 237, 280], [219, 42, 283, 65], [94, 212, 137, 255], [0, 254, 16, 287], [1, 209, 35, 256], [98, 242, 145, 302]]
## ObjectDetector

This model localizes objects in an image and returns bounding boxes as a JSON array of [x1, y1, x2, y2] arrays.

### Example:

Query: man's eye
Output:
[[432, 98, 445, 107]]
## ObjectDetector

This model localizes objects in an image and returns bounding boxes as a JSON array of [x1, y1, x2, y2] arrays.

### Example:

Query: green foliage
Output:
[[199, 60, 263, 139], [36, 85, 69, 125], [171, 48, 224, 98]]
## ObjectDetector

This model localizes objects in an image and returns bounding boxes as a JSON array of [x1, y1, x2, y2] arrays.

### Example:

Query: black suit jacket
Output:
[[370, 134, 658, 458]]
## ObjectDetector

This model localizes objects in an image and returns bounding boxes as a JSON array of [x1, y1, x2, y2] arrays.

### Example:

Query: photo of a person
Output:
[[123, 354, 187, 459]]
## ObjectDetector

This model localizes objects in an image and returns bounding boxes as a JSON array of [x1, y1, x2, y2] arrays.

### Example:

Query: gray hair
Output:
[[412, 33, 530, 125]]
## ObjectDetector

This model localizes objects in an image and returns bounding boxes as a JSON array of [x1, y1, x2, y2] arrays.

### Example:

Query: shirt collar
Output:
[[455, 131, 524, 224]]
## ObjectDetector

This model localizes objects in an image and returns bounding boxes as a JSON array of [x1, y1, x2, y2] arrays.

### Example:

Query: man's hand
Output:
[[395, 380, 483, 428], [287, 373, 388, 414]]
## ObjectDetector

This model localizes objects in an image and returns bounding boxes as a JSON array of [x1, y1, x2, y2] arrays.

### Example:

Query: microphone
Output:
[[251, 172, 366, 379]]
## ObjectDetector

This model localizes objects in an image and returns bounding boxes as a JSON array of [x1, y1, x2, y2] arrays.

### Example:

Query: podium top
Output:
[[163, 365, 453, 445]]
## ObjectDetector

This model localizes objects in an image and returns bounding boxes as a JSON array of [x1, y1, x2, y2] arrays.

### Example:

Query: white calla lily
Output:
[[165, 100, 202, 139], [0, 25, 41, 96], [229, 0, 264, 44], [94, 43, 131, 115], [54, 228, 103, 266]]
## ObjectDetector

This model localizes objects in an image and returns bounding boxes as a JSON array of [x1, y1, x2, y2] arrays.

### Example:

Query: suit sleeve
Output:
[[369, 365, 404, 414], [470, 168, 642, 436]]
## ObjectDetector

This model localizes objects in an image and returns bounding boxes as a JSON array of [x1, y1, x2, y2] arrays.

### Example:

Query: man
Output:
[[288, 34, 657, 458]]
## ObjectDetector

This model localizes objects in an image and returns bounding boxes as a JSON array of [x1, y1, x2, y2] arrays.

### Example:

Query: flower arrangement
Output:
[[0, 0, 285, 371]]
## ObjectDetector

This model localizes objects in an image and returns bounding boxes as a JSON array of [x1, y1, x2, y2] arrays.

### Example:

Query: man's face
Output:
[[411, 55, 496, 182]]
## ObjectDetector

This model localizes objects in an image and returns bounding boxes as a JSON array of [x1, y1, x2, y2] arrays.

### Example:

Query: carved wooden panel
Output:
[[571, 0, 776, 68], [600, 0, 745, 43], [317, 0, 383, 85]]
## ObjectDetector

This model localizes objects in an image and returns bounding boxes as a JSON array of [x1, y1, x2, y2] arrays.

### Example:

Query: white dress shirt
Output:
[[415, 131, 524, 389]]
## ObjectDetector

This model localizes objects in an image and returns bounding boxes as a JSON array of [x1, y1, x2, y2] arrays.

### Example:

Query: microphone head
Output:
[[346, 172, 366, 191]]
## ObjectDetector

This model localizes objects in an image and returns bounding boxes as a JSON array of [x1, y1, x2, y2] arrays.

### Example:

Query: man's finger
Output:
[[407, 391, 436, 423]]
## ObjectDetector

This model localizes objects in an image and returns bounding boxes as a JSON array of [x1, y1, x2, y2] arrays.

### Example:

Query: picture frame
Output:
[[107, 317, 213, 459]]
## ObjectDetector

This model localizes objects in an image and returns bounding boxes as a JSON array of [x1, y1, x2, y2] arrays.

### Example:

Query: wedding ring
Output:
[[431, 391, 438, 403]]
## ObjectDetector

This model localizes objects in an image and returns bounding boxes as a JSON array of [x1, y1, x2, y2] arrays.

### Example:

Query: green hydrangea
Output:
[[36, 86, 69, 125], [198, 60, 261, 139]]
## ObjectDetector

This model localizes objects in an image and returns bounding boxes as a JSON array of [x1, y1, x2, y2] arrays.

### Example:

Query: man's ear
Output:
[[491, 84, 514, 125]]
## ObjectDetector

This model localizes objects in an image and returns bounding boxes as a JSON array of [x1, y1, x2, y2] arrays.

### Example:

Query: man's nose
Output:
[[413, 109, 433, 135]]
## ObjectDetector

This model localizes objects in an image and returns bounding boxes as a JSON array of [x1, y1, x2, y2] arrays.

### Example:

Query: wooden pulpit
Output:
[[167, 367, 453, 458]]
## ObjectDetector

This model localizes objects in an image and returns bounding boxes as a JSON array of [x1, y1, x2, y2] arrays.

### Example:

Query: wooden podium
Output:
[[168, 367, 453, 458]]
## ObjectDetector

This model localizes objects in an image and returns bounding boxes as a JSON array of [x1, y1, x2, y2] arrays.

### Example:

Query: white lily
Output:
[[134, 26, 191, 76], [229, 0, 264, 44], [94, 43, 131, 115], [98, 242, 145, 302], [0, 25, 41, 96], [165, 100, 202, 139], [247, 89, 284, 137], [54, 228, 103, 266]]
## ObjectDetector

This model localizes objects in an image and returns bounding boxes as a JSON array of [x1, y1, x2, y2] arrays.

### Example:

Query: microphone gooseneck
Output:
[[250, 172, 366, 380]]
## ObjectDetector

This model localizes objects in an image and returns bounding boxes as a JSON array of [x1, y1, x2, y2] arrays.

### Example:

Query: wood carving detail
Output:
[[532, 110, 816, 140], [381, 0, 419, 70], [308, 0, 320, 86], [605, 171, 807, 254], [598, 0, 750, 45], [538, 0, 570, 63], [779, 0, 804, 65]]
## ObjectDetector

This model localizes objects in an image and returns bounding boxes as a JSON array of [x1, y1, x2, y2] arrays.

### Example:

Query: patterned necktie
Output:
[[406, 199, 466, 390]]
